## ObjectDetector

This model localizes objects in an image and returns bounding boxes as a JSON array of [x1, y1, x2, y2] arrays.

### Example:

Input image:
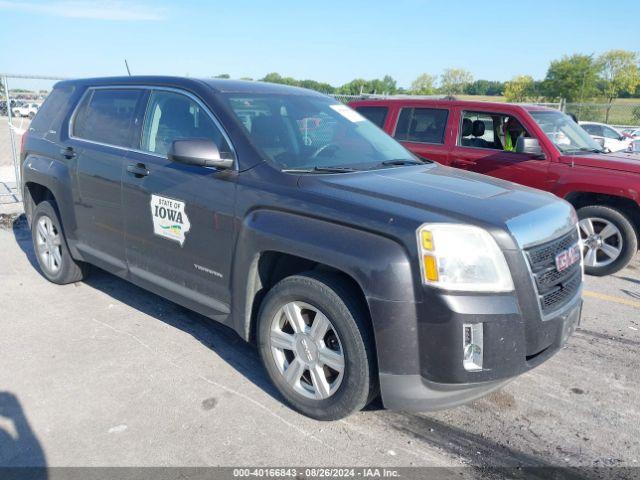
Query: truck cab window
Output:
[[141, 91, 230, 156], [459, 111, 530, 152]]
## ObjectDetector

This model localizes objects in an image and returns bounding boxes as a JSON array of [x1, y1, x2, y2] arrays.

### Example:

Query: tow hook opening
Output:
[[463, 323, 484, 372]]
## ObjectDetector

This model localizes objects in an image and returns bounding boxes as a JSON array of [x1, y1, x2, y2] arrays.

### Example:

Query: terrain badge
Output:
[[150, 194, 191, 246]]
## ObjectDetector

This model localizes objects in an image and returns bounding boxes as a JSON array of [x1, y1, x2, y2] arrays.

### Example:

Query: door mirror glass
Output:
[[168, 139, 234, 169], [515, 137, 544, 157]]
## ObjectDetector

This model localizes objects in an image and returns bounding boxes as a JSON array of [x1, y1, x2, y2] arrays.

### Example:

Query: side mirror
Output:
[[516, 137, 544, 158], [168, 139, 234, 170]]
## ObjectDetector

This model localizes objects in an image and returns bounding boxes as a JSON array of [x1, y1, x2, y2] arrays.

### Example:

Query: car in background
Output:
[[622, 127, 640, 140], [12, 102, 39, 118], [579, 121, 632, 152], [629, 139, 640, 154], [350, 98, 640, 276]]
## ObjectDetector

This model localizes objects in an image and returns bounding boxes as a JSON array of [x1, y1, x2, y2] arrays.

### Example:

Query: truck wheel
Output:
[[577, 205, 637, 276], [31, 200, 90, 284], [257, 271, 376, 420]]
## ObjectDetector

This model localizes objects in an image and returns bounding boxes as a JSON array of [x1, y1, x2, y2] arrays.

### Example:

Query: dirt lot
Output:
[[0, 216, 639, 475]]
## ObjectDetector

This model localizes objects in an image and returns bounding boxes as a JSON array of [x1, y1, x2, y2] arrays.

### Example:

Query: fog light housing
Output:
[[463, 323, 483, 371]]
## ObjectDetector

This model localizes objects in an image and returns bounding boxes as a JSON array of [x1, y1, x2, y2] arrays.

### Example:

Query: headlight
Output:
[[416, 224, 514, 292]]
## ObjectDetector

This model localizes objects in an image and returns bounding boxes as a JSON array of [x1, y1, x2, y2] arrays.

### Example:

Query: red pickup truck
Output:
[[350, 99, 640, 276]]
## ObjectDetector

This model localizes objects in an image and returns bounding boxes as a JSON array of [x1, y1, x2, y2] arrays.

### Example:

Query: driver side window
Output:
[[141, 90, 230, 156]]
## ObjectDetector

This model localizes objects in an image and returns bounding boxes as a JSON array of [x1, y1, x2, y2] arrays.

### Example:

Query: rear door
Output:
[[122, 88, 237, 321], [392, 106, 451, 164], [67, 87, 145, 272], [450, 109, 550, 191]]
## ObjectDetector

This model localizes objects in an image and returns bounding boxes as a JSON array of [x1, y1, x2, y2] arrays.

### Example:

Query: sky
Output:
[[1, 0, 638, 90]]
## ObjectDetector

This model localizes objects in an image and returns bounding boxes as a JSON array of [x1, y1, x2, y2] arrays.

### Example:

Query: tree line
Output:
[[216, 49, 640, 108]]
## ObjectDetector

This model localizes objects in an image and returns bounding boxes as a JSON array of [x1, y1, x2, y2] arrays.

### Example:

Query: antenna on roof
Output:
[[124, 59, 131, 76]]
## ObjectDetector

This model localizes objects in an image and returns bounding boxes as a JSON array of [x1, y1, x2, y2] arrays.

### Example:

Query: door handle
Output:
[[60, 147, 76, 159], [451, 158, 477, 167], [127, 163, 149, 178]]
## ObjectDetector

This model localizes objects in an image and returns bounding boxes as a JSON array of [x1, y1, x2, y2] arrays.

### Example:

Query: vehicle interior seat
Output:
[[250, 115, 291, 160], [154, 97, 196, 154], [469, 120, 490, 148], [460, 118, 473, 146]]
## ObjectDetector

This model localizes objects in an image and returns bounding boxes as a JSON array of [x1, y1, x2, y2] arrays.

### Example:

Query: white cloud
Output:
[[0, 0, 167, 21]]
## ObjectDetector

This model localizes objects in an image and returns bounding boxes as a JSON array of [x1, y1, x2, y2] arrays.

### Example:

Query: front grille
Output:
[[525, 229, 581, 315]]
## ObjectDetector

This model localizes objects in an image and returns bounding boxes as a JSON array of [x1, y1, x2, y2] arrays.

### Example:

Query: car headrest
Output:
[[461, 118, 473, 137], [472, 120, 485, 137]]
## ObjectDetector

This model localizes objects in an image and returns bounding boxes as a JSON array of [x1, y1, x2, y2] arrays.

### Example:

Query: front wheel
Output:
[[257, 272, 377, 420], [577, 205, 638, 276]]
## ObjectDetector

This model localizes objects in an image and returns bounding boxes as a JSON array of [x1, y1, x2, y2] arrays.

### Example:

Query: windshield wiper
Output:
[[563, 147, 606, 154], [282, 166, 357, 173], [380, 159, 425, 166]]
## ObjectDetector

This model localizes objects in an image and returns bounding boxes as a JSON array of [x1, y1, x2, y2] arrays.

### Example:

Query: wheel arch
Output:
[[231, 209, 417, 348], [564, 191, 640, 240]]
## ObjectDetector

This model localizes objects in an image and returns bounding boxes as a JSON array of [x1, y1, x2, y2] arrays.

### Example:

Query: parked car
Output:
[[12, 102, 39, 118], [350, 99, 640, 276], [622, 127, 640, 139], [20, 77, 582, 420], [578, 121, 632, 152]]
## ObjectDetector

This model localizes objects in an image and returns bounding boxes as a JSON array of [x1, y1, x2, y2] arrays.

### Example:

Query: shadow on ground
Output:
[[0, 391, 47, 478], [10, 215, 282, 406]]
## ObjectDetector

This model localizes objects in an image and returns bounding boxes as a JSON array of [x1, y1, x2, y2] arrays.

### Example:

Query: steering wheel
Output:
[[310, 143, 341, 159]]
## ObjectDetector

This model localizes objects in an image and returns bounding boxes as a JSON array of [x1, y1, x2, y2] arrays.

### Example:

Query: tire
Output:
[[257, 271, 377, 420], [577, 205, 638, 276], [31, 200, 90, 284]]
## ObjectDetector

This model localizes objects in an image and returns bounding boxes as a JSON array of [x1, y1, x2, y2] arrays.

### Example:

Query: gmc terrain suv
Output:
[[351, 98, 640, 276], [20, 77, 582, 420]]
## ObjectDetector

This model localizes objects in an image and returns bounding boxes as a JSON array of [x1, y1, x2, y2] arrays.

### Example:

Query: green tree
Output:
[[543, 54, 600, 102], [504, 75, 536, 102], [439, 68, 473, 96], [464, 79, 504, 96], [214, 74, 230, 79], [597, 50, 640, 122], [410, 73, 437, 95]]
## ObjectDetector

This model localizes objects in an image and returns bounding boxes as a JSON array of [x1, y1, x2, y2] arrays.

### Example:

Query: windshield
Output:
[[223, 94, 416, 171], [530, 110, 603, 154]]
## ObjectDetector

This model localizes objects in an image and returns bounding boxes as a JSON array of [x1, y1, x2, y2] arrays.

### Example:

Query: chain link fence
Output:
[[1, 74, 66, 204], [563, 102, 640, 129]]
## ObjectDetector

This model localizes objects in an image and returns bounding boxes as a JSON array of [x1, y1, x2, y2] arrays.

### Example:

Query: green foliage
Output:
[[464, 79, 504, 96], [439, 68, 473, 96], [542, 54, 600, 102], [410, 73, 437, 95], [597, 50, 640, 103], [504, 75, 536, 102], [633, 106, 640, 123], [214, 74, 230, 79]]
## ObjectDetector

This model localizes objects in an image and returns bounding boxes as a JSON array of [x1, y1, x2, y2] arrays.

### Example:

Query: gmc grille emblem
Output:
[[555, 244, 581, 272]]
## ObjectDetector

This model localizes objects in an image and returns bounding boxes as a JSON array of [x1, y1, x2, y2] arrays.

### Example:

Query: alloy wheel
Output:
[[578, 217, 623, 268], [35, 215, 62, 274], [269, 301, 345, 400]]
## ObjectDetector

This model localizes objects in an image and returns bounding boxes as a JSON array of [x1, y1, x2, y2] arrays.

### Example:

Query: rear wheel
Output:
[[257, 272, 376, 420], [577, 205, 637, 276], [31, 200, 90, 284]]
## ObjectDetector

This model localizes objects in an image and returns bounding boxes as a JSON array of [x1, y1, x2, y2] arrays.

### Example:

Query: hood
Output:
[[559, 152, 640, 174], [298, 164, 570, 243]]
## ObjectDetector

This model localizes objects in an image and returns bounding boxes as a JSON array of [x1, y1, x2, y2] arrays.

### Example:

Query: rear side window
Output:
[[582, 124, 602, 136], [394, 107, 448, 144], [30, 85, 74, 134], [72, 88, 143, 147], [354, 106, 388, 128]]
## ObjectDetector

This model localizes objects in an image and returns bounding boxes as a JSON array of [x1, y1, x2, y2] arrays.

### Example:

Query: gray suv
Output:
[[20, 77, 583, 420]]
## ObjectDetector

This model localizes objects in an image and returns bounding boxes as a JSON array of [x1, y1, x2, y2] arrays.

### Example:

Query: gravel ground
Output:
[[0, 217, 638, 476]]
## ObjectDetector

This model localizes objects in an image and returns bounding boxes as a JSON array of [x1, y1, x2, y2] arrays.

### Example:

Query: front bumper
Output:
[[371, 290, 582, 411]]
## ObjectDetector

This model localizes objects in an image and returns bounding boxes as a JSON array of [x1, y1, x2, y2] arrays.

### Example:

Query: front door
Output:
[[67, 87, 146, 272], [122, 89, 237, 321], [450, 110, 550, 191]]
